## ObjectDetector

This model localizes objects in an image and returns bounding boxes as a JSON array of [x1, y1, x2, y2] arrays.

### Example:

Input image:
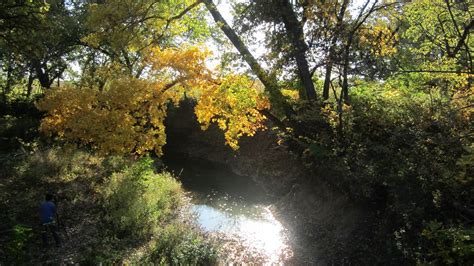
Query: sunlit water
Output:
[[191, 195, 290, 262], [163, 154, 292, 263]]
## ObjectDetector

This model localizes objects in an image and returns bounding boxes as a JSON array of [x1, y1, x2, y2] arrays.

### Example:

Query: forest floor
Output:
[[0, 148, 103, 264]]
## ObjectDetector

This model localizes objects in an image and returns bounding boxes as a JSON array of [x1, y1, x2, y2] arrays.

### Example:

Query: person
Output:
[[40, 193, 61, 248]]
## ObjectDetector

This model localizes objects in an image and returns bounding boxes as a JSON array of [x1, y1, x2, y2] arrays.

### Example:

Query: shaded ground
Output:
[[0, 148, 102, 264]]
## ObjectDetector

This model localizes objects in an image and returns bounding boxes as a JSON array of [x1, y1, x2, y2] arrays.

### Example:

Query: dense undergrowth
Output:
[[285, 82, 473, 264], [0, 107, 218, 264]]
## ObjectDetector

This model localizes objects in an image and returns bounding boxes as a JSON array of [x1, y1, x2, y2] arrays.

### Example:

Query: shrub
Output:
[[2, 225, 34, 264], [98, 157, 183, 240], [149, 223, 219, 265], [90, 156, 219, 264], [419, 221, 474, 264]]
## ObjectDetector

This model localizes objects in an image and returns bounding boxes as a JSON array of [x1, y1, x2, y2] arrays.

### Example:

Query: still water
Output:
[[163, 154, 292, 263]]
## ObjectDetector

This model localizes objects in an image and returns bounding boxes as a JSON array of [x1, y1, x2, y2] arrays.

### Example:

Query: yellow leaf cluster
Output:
[[451, 82, 474, 122], [37, 46, 270, 155], [146, 46, 212, 85], [37, 79, 168, 155], [194, 75, 270, 150], [360, 25, 398, 57]]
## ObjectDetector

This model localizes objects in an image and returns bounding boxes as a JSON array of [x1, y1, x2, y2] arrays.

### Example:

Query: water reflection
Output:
[[163, 154, 292, 263], [192, 202, 289, 260]]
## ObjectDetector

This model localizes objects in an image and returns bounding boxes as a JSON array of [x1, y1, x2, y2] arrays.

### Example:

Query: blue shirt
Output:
[[40, 201, 56, 224]]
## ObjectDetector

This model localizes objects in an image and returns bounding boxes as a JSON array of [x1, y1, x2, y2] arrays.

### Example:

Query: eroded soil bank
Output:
[[164, 101, 368, 264]]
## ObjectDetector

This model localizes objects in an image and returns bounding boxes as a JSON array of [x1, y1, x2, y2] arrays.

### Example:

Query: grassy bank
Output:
[[0, 114, 218, 264]]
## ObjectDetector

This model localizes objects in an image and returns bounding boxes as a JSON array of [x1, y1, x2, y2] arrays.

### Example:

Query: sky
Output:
[[68, 0, 377, 78], [206, 0, 377, 70]]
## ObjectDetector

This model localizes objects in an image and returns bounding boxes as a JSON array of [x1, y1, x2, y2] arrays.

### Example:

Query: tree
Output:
[[400, 0, 473, 72], [0, 0, 47, 100], [37, 46, 269, 154], [0, 0, 83, 92], [202, 0, 289, 115], [204, 0, 318, 100], [81, 0, 210, 76], [35, 0, 272, 155], [203, 0, 395, 106]]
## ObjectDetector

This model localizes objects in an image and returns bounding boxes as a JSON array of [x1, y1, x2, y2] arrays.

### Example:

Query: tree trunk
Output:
[[323, 58, 334, 100], [1, 64, 13, 103], [342, 58, 349, 103], [26, 69, 34, 98], [341, 38, 353, 104], [278, 0, 317, 101], [322, 0, 349, 100], [33, 60, 52, 89], [202, 0, 291, 116]]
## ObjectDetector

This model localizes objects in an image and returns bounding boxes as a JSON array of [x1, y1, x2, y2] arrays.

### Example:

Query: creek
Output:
[[163, 153, 293, 263]]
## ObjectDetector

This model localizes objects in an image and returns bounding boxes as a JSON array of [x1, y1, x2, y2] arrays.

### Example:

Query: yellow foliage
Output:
[[360, 25, 398, 57], [37, 79, 168, 155], [194, 75, 270, 150], [451, 82, 474, 122], [37, 46, 270, 155], [281, 89, 300, 102]]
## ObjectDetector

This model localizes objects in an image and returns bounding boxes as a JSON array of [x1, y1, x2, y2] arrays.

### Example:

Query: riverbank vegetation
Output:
[[0, 111, 218, 264], [1, 0, 473, 264]]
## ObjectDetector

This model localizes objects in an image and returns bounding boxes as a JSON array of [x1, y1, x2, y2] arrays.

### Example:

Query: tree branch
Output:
[[452, 19, 474, 57], [202, 0, 290, 115]]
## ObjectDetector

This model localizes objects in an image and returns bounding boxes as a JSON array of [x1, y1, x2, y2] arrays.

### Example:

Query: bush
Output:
[[89, 156, 219, 264], [0, 140, 219, 264], [420, 221, 474, 264], [2, 225, 34, 264], [98, 157, 183, 240], [149, 223, 219, 265], [287, 83, 473, 264]]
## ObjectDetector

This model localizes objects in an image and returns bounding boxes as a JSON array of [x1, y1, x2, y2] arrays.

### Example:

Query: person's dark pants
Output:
[[41, 222, 61, 247]]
